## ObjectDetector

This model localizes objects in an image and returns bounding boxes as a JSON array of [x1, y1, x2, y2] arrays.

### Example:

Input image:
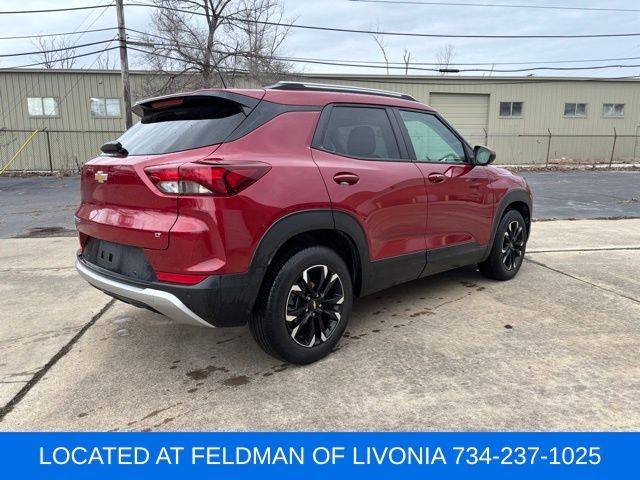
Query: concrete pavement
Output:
[[0, 238, 112, 406], [0, 219, 638, 430]]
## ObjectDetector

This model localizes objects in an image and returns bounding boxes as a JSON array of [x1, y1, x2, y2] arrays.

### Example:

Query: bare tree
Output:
[[95, 48, 117, 70], [32, 36, 77, 69], [371, 29, 389, 75], [135, 0, 293, 97], [232, 0, 293, 85], [403, 48, 412, 75], [435, 43, 456, 75]]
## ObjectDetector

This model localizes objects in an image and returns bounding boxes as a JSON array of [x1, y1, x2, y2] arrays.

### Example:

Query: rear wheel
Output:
[[478, 209, 527, 280], [249, 247, 352, 364]]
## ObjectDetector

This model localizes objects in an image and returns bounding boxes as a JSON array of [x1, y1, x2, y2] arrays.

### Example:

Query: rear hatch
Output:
[[76, 91, 264, 250]]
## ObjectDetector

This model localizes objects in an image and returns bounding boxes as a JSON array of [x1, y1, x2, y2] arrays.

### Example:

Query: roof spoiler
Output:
[[132, 90, 262, 117]]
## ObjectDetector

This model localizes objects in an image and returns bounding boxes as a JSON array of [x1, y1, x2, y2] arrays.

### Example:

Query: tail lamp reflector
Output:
[[155, 271, 207, 285], [145, 162, 270, 196]]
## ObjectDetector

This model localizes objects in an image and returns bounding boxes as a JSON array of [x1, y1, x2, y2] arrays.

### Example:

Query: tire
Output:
[[249, 246, 353, 364], [478, 209, 527, 281]]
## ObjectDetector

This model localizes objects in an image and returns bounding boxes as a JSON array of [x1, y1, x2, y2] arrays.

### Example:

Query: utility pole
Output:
[[116, 0, 132, 129]]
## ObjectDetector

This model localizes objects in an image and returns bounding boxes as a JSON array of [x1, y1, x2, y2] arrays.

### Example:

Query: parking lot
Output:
[[0, 172, 639, 430]]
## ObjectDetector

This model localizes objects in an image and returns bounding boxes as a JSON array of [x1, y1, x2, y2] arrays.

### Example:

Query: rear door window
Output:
[[116, 96, 246, 155], [317, 106, 401, 160]]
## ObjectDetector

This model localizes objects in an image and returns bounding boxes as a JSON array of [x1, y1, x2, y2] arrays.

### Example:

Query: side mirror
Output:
[[100, 140, 128, 156], [474, 145, 496, 165]]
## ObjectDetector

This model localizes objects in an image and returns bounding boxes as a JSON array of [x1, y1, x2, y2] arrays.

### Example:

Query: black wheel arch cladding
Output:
[[208, 188, 531, 326], [482, 188, 532, 262]]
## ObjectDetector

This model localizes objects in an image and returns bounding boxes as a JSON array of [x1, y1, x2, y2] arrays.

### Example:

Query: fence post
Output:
[[45, 129, 53, 173], [545, 128, 552, 167], [609, 128, 617, 168]]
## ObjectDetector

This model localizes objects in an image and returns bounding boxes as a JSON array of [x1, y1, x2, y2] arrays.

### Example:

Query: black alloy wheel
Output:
[[285, 265, 345, 347], [478, 209, 527, 281], [501, 220, 525, 271], [249, 246, 353, 364]]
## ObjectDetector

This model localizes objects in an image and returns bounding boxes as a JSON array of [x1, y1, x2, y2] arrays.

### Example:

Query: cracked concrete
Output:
[[0, 219, 639, 430], [0, 238, 112, 406]]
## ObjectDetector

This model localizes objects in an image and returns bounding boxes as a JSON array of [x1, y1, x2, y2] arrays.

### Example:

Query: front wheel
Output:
[[249, 246, 353, 364], [478, 209, 527, 280]]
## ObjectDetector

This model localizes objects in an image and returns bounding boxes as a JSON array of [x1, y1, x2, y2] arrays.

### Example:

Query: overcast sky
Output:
[[1, 0, 640, 77]]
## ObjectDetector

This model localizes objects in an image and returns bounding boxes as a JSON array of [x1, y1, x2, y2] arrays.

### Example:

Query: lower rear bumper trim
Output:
[[76, 259, 214, 328]]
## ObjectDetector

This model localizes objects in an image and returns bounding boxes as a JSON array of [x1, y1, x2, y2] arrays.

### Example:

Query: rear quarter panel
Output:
[[146, 110, 331, 275]]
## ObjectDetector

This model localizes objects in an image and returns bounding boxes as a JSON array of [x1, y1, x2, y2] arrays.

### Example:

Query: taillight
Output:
[[145, 162, 270, 196]]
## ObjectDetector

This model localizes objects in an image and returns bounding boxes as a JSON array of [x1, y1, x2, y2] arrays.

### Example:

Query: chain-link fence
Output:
[[481, 130, 640, 166], [0, 129, 122, 173], [1, 127, 639, 173]]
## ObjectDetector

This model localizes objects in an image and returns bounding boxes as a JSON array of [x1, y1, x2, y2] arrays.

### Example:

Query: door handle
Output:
[[333, 172, 360, 185], [427, 173, 446, 184]]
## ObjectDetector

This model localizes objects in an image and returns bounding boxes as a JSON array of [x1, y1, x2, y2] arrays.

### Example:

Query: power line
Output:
[[466, 64, 640, 73], [0, 1, 116, 125], [125, 2, 640, 40], [0, 39, 116, 58], [4, 45, 120, 70], [0, 4, 113, 15], [3, 3, 640, 73], [0, 2, 638, 42], [126, 37, 640, 74], [126, 27, 640, 67], [0, 1, 636, 17], [126, 45, 249, 74], [128, 37, 640, 82], [67, 1, 115, 48], [2, 25, 628, 74], [347, 0, 640, 13], [251, 54, 640, 68], [304, 74, 640, 86], [0, 27, 117, 41], [129, 43, 640, 84]]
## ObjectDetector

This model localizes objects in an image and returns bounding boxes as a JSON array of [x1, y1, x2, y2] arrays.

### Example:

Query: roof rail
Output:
[[266, 81, 417, 102]]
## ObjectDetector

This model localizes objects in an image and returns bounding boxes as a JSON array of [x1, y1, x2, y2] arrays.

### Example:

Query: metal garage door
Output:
[[428, 93, 489, 146]]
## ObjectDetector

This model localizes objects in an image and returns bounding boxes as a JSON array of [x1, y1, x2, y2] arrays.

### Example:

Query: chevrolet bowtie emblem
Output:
[[94, 171, 108, 183]]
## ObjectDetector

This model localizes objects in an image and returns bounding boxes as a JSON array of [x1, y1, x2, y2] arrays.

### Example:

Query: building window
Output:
[[90, 97, 121, 118], [602, 103, 625, 118], [27, 97, 59, 117], [499, 101, 523, 117], [564, 103, 587, 117]]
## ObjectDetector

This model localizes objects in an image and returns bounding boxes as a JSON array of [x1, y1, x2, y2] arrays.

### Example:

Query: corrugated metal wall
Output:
[[0, 70, 155, 171], [302, 74, 640, 165], [1, 69, 639, 170]]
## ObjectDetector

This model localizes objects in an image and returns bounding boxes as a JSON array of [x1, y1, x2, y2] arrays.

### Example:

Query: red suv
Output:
[[76, 82, 532, 364]]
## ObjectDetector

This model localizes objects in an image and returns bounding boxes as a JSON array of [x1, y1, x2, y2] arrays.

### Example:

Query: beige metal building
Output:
[[1, 68, 639, 171]]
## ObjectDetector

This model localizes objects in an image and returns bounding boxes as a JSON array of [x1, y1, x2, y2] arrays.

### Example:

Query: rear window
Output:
[[318, 106, 400, 160], [116, 96, 246, 155]]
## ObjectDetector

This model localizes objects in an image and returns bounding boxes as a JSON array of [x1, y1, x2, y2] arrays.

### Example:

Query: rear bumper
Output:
[[76, 258, 213, 328], [75, 253, 260, 327]]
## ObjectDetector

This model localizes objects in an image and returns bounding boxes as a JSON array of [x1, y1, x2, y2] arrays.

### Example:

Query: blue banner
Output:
[[0, 432, 635, 479]]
